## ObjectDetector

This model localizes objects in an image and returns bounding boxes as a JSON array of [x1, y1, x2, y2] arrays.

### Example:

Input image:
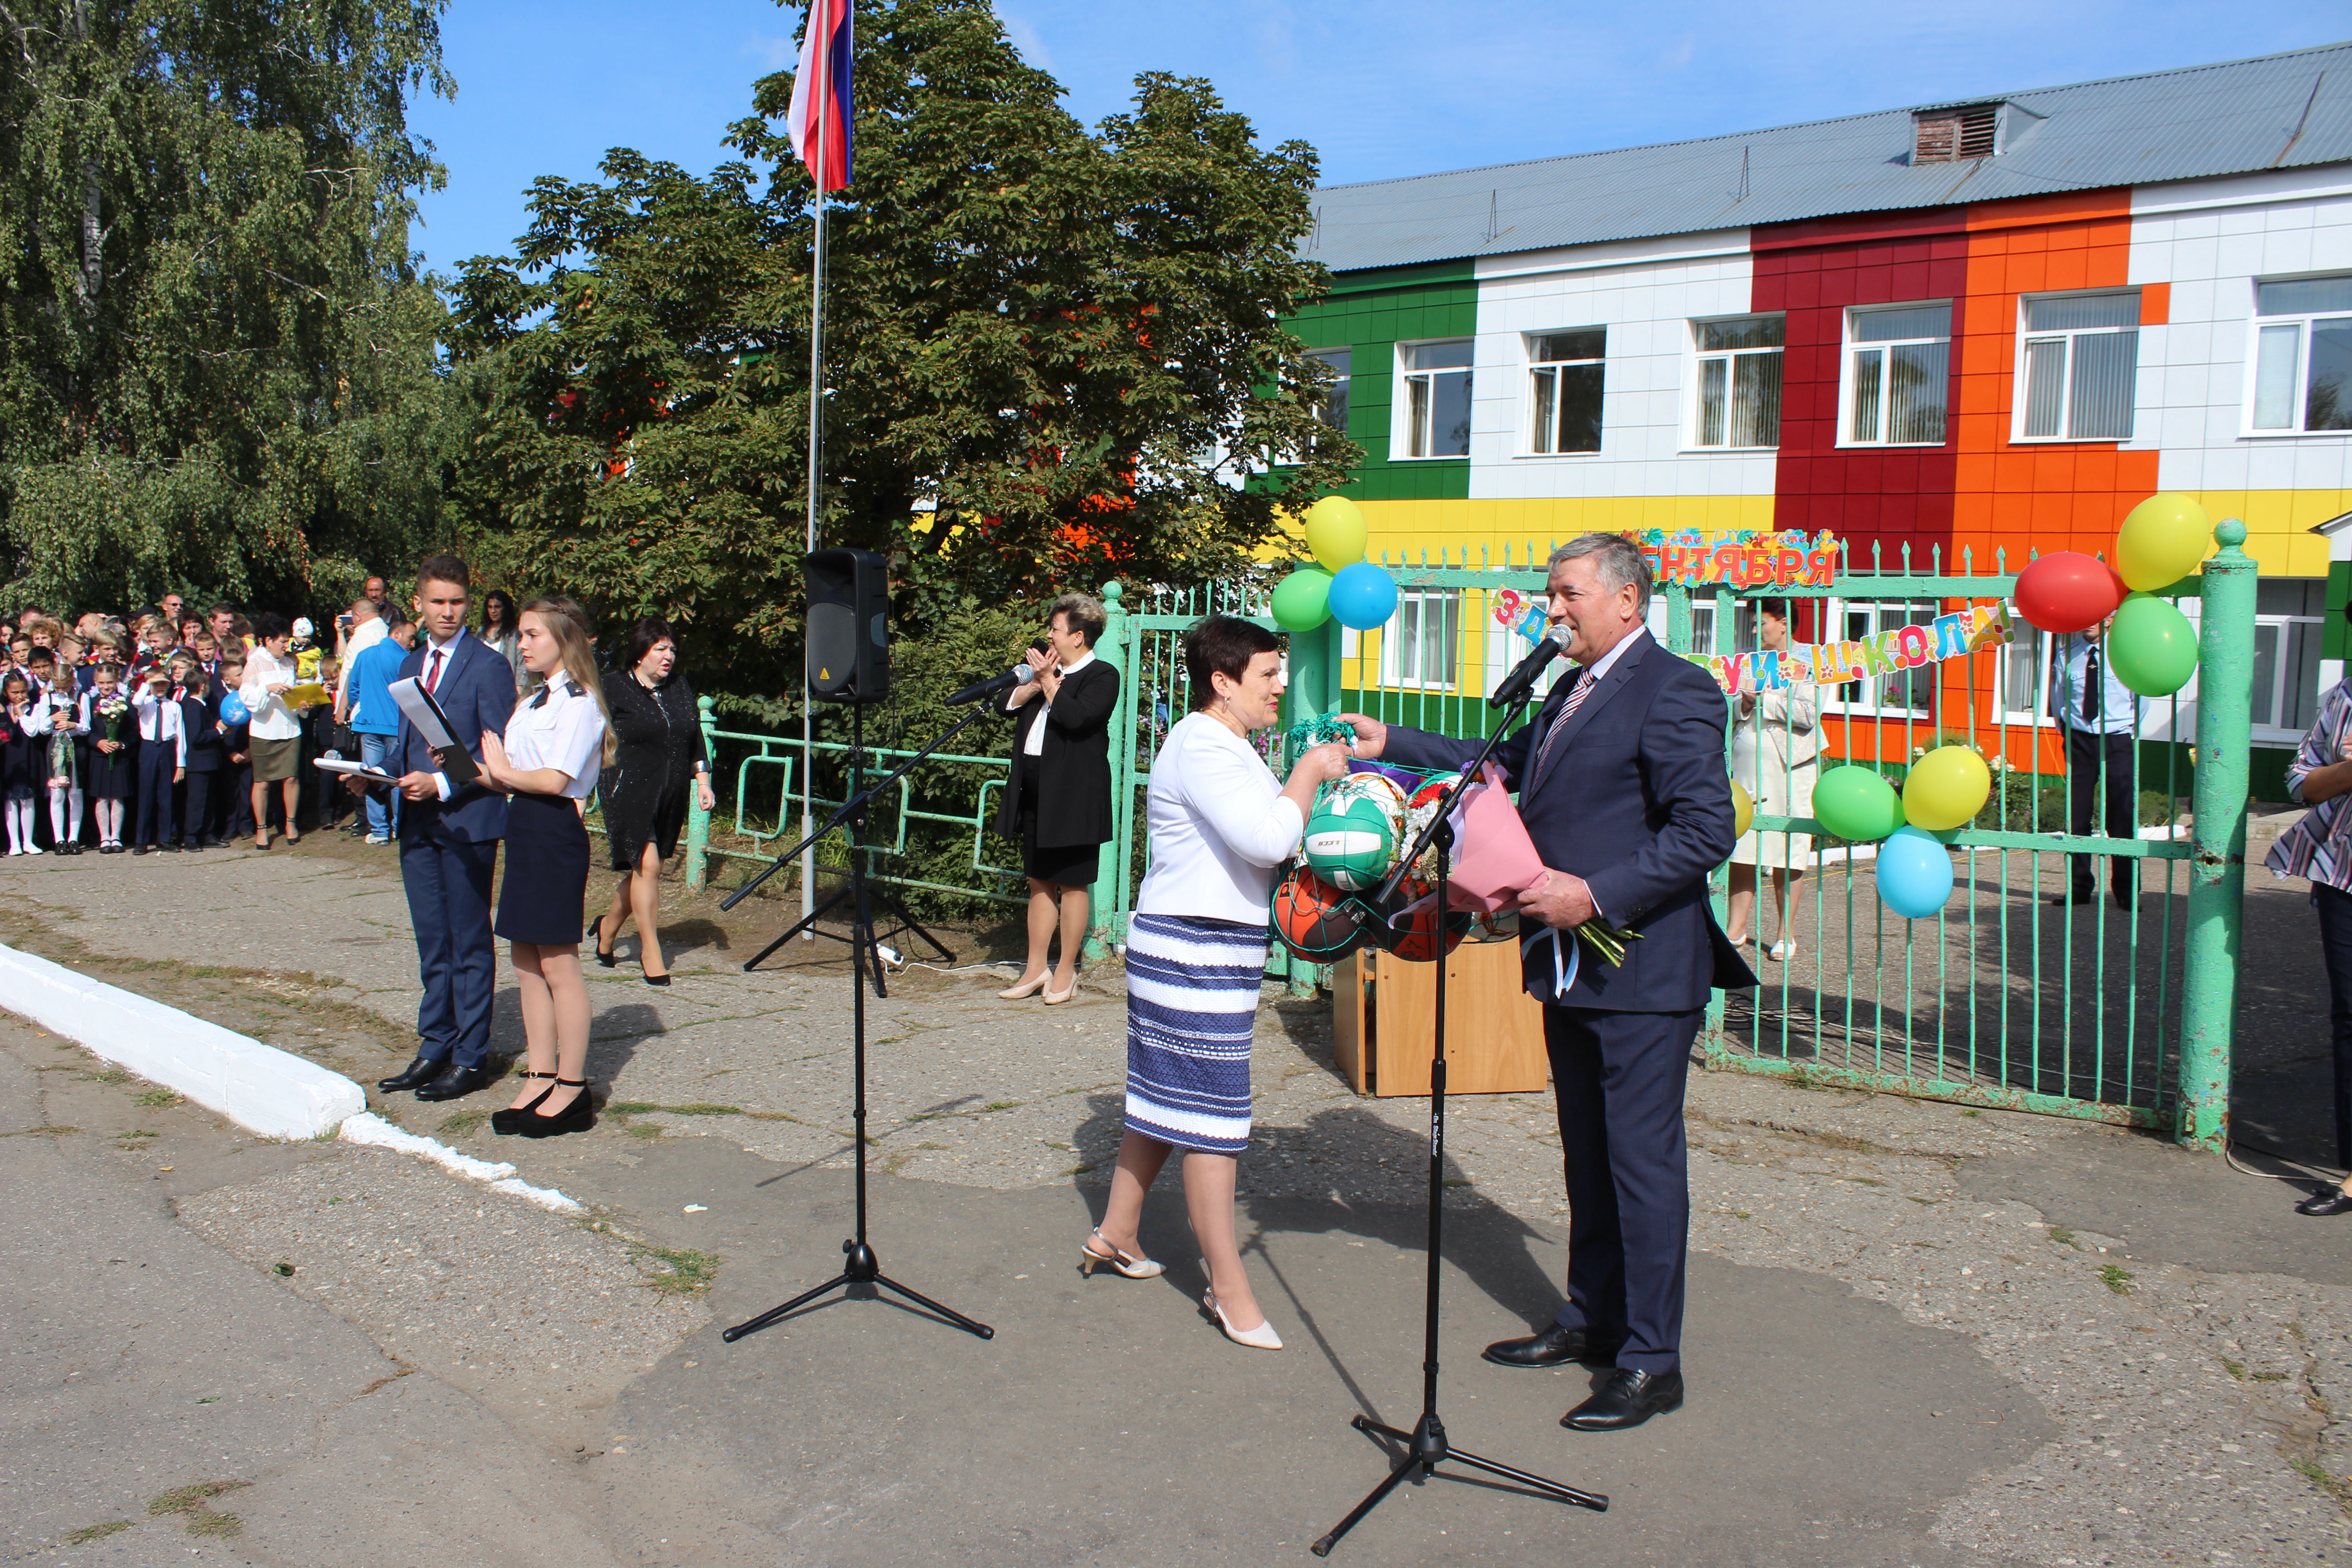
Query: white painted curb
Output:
[[339, 1112, 583, 1213], [0, 943, 364, 1139]]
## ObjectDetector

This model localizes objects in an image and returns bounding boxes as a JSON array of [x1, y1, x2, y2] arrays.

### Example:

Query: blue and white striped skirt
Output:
[[1122, 913, 1269, 1155]]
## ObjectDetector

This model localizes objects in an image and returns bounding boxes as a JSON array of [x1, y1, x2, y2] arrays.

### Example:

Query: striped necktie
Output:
[[1530, 667, 1597, 786]]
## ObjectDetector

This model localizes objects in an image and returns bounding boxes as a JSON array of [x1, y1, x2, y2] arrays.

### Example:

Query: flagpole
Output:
[[798, 59, 827, 937]]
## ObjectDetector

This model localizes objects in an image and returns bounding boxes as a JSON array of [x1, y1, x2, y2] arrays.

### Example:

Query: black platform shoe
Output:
[[490, 1071, 559, 1135], [518, 1078, 595, 1138]]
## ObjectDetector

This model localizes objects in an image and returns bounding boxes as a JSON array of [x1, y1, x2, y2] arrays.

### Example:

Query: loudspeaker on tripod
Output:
[[806, 548, 889, 705]]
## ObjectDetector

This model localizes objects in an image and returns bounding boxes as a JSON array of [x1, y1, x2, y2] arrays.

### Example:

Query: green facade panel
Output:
[[1288, 259, 1478, 503]]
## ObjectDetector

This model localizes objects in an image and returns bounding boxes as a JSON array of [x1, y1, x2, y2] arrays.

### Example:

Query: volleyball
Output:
[[1304, 792, 1396, 892], [1273, 867, 1370, 962]]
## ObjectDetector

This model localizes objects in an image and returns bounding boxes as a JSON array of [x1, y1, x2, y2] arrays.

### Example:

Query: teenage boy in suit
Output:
[[371, 555, 517, 1103]]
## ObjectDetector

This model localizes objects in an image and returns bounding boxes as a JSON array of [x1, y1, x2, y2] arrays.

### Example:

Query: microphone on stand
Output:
[[1488, 635, 1563, 709], [944, 663, 1036, 706]]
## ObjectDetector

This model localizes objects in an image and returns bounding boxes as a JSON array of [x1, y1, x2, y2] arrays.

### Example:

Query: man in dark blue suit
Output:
[[1342, 532, 1751, 1433], [371, 554, 517, 1103]]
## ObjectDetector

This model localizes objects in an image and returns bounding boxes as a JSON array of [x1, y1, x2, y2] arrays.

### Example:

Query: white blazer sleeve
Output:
[[1180, 734, 1305, 869]]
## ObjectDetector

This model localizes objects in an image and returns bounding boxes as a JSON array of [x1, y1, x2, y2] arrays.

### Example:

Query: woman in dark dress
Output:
[[594, 617, 712, 986], [995, 592, 1118, 1004]]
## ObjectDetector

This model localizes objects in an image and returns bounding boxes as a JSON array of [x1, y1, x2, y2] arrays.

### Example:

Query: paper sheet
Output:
[[387, 677, 480, 783], [312, 757, 400, 786]]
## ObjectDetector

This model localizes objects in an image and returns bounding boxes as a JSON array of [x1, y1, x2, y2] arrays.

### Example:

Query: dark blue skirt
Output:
[[494, 791, 590, 946]]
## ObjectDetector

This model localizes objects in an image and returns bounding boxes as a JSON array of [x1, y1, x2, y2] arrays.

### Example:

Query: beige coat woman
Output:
[[1725, 602, 1818, 960]]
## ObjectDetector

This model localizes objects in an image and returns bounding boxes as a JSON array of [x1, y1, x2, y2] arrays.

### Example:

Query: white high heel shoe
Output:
[[1204, 1290, 1282, 1350], [1078, 1229, 1166, 1279]]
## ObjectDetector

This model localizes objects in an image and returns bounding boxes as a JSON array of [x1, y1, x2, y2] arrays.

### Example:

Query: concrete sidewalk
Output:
[[4, 841, 2352, 1565]]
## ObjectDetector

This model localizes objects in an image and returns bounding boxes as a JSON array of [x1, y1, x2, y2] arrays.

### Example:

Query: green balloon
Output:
[[2106, 593, 2199, 697], [1271, 567, 1333, 632], [1813, 764, 1907, 842]]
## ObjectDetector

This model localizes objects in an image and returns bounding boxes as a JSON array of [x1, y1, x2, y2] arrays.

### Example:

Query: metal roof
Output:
[[1305, 44, 2352, 274]]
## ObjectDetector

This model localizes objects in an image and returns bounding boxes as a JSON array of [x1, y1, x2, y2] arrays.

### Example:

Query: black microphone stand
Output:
[[716, 700, 995, 1344], [1311, 684, 1606, 1556]]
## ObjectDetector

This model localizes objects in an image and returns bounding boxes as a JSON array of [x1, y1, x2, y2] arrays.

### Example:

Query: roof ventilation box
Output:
[[1911, 102, 2025, 163]]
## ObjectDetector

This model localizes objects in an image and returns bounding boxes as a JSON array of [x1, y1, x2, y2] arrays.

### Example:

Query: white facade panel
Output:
[[1467, 229, 1770, 501]]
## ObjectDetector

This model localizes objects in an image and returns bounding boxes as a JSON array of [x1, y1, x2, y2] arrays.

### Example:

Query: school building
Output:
[[1287, 44, 2352, 789]]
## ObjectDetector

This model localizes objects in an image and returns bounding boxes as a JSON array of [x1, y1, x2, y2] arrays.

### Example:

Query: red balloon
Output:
[[2013, 552, 2127, 635]]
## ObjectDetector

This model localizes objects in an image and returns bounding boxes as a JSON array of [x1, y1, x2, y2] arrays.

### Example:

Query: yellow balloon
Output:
[[2115, 492, 2210, 592], [1303, 495, 1368, 573], [1731, 779, 1754, 840], [1902, 745, 1992, 833]]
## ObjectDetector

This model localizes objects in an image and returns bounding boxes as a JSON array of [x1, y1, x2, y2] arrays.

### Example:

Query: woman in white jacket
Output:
[[1076, 615, 1348, 1351], [1725, 599, 1820, 961]]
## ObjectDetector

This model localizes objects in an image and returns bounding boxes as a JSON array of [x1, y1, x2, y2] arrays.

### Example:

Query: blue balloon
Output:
[[1876, 825, 1954, 920], [218, 692, 249, 725], [1328, 561, 1399, 631]]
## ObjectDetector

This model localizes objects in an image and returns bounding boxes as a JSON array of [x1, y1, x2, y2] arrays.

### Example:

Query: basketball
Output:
[[1273, 867, 1369, 962], [1370, 876, 1470, 962], [1304, 793, 1395, 891]]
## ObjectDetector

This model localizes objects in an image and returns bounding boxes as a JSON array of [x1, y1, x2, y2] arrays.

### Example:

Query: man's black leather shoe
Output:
[[1482, 1322, 1622, 1369], [1562, 1368, 1683, 1431], [377, 1054, 446, 1093], [415, 1063, 498, 1102], [2297, 1184, 2352, 1217]]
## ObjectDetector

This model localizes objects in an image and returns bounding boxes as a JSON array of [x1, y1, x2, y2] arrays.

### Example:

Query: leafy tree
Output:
[[445, 0, 1354, 717], [0, 0, 454, 617]]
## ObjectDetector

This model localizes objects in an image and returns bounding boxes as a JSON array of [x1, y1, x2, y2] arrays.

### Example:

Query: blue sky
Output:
[[406, 0, 2350, 277]]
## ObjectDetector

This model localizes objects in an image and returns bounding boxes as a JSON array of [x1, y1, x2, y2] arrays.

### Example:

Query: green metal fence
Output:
[[662, 524, 2250, 1146]]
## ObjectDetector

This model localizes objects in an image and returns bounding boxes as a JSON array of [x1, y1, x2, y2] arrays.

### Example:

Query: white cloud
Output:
[[994, 6, 1053, 69], [741, 31, 794, 72]]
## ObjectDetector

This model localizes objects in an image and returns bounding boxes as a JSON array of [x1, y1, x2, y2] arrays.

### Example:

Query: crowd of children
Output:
[[0, 588, 413, 857]]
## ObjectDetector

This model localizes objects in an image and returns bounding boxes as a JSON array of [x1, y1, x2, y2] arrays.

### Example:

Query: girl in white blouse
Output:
[[477, 598, 612, 1138]]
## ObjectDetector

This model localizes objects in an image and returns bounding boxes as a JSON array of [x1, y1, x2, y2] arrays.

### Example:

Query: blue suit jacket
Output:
[[1386, 629, 1753, 1012], [394, 630, 515, 843]]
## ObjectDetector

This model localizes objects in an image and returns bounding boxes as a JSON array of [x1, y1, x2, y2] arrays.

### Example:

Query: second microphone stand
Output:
[[717, 700, 997, 1344], [1311, 692, 1607, 1556]]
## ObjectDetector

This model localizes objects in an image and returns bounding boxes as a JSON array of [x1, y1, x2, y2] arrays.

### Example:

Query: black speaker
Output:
[[806, 548, 889, 704]]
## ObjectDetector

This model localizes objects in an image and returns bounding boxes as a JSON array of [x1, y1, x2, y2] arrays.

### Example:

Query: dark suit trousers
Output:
[[2066, 727, 2136, 897], [133, 745, 176, 846], [2314, 884, 2352, 1171], [1545, 1004, 1701, 1375], [400, 814, 500, 1068], [177, 771, 212, 846]]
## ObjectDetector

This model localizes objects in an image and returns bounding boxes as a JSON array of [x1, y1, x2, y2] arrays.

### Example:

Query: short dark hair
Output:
[[1184, 615, 1279, 710], [627, 616, 676, 671], [1754, 598, 1790, 621], [1048, 592, 1107, 650], [417, 553, 470, 592], [252, 611, 290, 640], [207, 602, 236, 619]]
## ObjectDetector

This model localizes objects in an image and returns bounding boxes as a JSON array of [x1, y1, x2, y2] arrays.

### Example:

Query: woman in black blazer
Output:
[[996, 592, 1117, 1004]]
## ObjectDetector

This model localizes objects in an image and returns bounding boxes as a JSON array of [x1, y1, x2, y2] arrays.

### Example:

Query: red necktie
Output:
[[425, 648, 444, 694]]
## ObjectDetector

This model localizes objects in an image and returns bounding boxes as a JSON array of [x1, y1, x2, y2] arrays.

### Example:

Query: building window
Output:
[[2017, 291, 2139, 441], [1305, 348, 1351, 439], [1400, 339, 1472, 458], [1381, 588, 1459, 690], [1526, 328, 1605, 454], [2254, 579, 2327, 735], [1692, 316, 1784, 449], [1999, 624, 2052, 725], [1828, 601, 1937, 715], [2251, 276, 2352, 434], [1844, 303, 1951, 445]]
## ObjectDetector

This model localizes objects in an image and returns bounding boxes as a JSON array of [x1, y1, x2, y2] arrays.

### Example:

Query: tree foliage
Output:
[[0, 0, 454, 616], [445, 0, 1353, 716]]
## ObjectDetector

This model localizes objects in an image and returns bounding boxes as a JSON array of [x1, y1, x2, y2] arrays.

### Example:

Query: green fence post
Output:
[[1280, 592, 1343, 996], [686, 694, 716, 894], [1085, 581, 1129, 969], [2180, 519, 2254, 1152]]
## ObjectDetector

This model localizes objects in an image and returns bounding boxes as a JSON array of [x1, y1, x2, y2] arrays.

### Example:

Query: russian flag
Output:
[[784, 0, 854, 193]]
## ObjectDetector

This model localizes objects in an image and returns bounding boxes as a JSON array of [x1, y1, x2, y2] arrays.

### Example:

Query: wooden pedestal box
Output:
[[1330, 938, 1549, 1097]]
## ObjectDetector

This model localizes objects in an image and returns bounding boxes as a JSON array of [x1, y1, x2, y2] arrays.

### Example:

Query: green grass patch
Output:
[[436, 1108, 489, 1138], [2220, 1357, 2246, 1381], [62, 1520, 132, 1545], [81, 1068, 131, 1084], [135, 1088, 183, 1108], [2252, 1370, 2290, 1382], [147, 1479, 248, 1540], [2048, 1225, 2077, 1248], [637, 1247, 720, 1294], [115, 1129, 159, 1141], [2099, 1264, 2135, 1294]]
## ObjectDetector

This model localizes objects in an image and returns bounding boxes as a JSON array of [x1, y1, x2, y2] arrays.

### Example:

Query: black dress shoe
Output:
[[377, 1054, 447, 1093], [2050, 888, 2097, 906], [1563, 1367, 1684, 1431], [1483, 1322, 1624, 1369], [2297, 1184, 2352, 1217], [415, 1062, 499, 1102], [517, 1078, 594, 1138], [490, 1073, 558, 1135]]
